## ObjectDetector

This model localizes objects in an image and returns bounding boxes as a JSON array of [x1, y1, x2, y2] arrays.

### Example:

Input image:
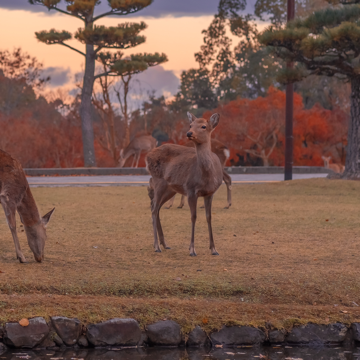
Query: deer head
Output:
[[186, 112, 220, 145], [24, 208, 55, 262], [321, 156, 331, 168]]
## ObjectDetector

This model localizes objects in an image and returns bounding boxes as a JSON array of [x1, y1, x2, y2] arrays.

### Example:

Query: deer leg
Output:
[[151, 181, 171, 253], [0, 199, 27, 263], [135, 151, 141, 168], [223, 171, 232, 209], [188, 194, 198, 257], [131, 154, 136, 168], [178, 195, 186, 209], [157, 189, 176, 249], [204, 195, 219, 255], [165, 195, 175, 209]]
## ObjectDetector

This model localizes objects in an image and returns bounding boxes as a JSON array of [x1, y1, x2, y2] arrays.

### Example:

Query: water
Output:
[[1, 346, 360, 360]]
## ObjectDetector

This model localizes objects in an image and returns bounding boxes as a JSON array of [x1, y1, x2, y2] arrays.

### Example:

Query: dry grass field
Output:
[[1, 178, 360, 330]]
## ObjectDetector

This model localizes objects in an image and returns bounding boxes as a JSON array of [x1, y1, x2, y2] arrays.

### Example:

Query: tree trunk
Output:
[[80, 44, 96, 167], [344, 76, 360, 178], [123, 77, 130, 147]]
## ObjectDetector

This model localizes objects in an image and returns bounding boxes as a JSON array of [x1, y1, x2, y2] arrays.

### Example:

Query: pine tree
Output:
[[259, 2, 360, 178], [98, 51, 167, 148], [29, 0, 157, 167]]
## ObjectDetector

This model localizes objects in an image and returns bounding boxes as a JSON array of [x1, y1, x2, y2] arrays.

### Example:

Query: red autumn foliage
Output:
[[204, 87, 348, 166]]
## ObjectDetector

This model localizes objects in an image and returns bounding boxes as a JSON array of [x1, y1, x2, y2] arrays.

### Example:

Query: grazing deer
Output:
[[119, 134, 157, 168], [322, 156, 345, 174], [146, 112, 223, 256], [165, 139, 232, 209], [0, 150, 55, 263]]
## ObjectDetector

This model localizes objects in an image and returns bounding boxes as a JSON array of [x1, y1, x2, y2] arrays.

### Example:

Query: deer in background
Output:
[[165, 138, 232, 209], [322, 156, 345, 174], [0, 149, 55, 263], [146, 112, 223, 256], [119, 134, 157, 168]]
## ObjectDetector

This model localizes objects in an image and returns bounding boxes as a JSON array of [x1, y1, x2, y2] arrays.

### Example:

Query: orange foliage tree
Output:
[[204, 87, 348, 166]]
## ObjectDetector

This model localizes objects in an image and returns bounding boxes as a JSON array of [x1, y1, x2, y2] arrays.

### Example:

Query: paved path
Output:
[[27, 173, 328, 187]]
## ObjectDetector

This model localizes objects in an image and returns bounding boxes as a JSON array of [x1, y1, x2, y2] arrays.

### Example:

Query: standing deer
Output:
[[0, 149, 55, 263], [165, 139, 232, 209], [322, 156, 345, 174], [146, 112, 223, 256], [119, 134, 157, 168]]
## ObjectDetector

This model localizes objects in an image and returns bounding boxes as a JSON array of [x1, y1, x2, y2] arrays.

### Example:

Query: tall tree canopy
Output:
[[29, 0, 165, 167], [259, 1, 360, 178]]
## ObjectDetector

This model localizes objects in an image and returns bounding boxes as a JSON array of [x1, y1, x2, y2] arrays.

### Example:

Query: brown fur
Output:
[[146, 113, 223, 256], [322, 156, 345, 174], [119, 134, 157, 168], [166, 139, 232, 209], [0, 149, 54, 263]]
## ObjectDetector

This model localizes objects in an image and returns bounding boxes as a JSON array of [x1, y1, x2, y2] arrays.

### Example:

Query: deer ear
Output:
[[42, 208, 55, 227], [187, 112, 196, 124], [209, 113, 220, 129]]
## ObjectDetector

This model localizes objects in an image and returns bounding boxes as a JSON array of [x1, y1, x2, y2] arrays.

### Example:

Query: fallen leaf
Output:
[[174, 277, 182, 281], [313, 258, 317, 261], [202, 318, 208, 325], [224, 269, 228, 271], [325, 219, 329, 222], [225, 352, 235, 355], [215, 344, 223, 348], [19, 318, 29, 327], [340, 310, 348, 314]]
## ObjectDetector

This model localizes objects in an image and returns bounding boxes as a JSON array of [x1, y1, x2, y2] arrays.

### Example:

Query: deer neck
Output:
[[195, 142, 214, 175], [17, 187, 41, 228], [123, 147, 135, 160]]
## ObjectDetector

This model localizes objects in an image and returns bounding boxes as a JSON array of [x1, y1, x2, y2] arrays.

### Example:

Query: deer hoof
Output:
[[165, 246, 171, 249], [154, 249, 162, 253], [18, 256, 27, 263], [211, 251, 220, 256], [189, 252, 197, 257]]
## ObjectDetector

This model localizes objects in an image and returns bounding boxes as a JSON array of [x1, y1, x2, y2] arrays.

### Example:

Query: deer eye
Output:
[[201, 125, 206, 129]]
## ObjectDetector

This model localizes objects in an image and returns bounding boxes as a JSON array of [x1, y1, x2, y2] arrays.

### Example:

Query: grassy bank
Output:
[[1, 179, 360, 328]]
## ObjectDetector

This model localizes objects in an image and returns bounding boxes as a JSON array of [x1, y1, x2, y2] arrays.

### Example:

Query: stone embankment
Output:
[[0, 318, 359, 351]]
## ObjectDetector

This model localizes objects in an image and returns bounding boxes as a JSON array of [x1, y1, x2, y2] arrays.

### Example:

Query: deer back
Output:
[[0, 149, 29, 206]]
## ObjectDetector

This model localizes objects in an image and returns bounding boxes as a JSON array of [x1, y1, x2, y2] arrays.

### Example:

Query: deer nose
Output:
[[187, 132, 193, 138]]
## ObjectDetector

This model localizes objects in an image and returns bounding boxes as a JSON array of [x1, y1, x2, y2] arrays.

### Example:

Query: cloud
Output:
[[42, 66, 71, 87], [132, 66, 180, 97], [109, 66, 180, 111], [0, 0, 221, 17]]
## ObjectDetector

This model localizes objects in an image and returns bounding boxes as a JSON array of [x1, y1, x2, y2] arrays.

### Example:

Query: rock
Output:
[[4, 317, 49, 348], [146, 320, 181, 346], [269, 329, 286, 343], [36, 334, 56, 349], [187, 326, 209, 347], [0, 342, 7, 352], [51, 316, 82, 346], [210, 326, 265, 347], [53, 333, 64, 346], [86, 318, 141, 346], [352, 323, 360, 342], [0, 326, 4, 339], [138, 332, 148, 347], [286, 323, 348, 345], [78, 335, 88, 347]]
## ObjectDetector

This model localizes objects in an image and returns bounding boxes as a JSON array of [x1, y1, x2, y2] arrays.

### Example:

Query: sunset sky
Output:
[[0, 0, 256, 105]]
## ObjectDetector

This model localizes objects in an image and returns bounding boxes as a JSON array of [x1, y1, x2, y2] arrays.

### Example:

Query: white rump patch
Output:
[[224, 149, 230, 159]]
